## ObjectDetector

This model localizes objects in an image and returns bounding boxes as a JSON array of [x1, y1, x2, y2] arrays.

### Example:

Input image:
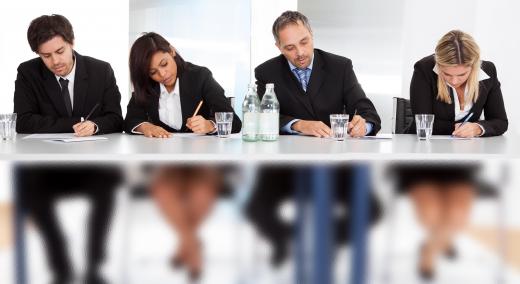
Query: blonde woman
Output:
[[400, 30, 508, 280]]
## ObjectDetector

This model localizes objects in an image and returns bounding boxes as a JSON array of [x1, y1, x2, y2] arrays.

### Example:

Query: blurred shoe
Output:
[[186, 238, 203, 282], [270, 240, 289, 267], [49, 275, 73, 284], [50, 269, 73, 284], [83, 270, 107, 284], [444, 245, 458, 260], [188, 268, 202, 283], [418, 267, 434, 281], [170, 254, 184, 269], [418, 243, 435, 281]]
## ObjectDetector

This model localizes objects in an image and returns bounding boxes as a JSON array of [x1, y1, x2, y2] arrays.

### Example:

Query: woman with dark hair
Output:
[[125, 32, 241, 280], [125, 32, 241, 136]]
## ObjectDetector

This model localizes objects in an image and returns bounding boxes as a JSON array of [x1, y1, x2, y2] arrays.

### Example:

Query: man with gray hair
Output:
[[245, 11, 382, 267], [256, 10, 380, 137]]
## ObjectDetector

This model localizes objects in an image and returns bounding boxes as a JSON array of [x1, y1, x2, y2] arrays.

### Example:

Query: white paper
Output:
[[172, 133, 242, 139], [339, 133, 393, 140], [47, 137, 108, 143], [359, 133, 393, 139], [171, 133, 207, 138], [24, 133, 75, 139], [428, 135, 474, 140]]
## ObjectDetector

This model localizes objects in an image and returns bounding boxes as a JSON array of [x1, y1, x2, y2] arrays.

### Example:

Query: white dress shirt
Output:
[[55, 58, 77, 108], [158, 82, 183, 130], [131, 81, 183, 134]]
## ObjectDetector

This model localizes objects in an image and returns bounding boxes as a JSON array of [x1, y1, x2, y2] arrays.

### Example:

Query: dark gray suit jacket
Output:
[[255, 48, 381, 135]]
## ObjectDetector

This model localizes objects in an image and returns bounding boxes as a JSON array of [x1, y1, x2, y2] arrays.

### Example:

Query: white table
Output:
[[2, 133, 517, 161], [2, 133, 518, 284]]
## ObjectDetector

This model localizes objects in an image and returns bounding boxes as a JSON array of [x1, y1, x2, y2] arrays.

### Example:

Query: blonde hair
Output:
[[434, 30, 481, 104]]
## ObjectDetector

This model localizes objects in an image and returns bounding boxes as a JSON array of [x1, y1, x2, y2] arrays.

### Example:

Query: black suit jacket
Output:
[[254, 49, 381, 135], [409, 55, 508, 136], [14, 51, 123, 134], [124, 62, 241, 134]]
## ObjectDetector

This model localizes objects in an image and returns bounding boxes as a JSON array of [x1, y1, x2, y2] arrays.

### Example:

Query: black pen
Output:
[[81, 103, 100, 122]]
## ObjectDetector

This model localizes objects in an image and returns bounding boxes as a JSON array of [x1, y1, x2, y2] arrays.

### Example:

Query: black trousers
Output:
[[245, 165, 382, 250], [17, 165, 121, 277]]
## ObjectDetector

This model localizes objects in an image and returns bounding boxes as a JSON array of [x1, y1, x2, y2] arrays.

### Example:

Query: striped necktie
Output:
[[295, 68, 308, 92]]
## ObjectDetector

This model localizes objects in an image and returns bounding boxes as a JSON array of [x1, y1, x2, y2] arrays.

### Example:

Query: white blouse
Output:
[[131, 81, 183, 134], [158, 82, 183, 130]]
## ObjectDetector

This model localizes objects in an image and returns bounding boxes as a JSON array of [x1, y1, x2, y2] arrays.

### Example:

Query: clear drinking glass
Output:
[[415, 114, 435, 140], [330, 114, 349, 141], [0, 113, 17, 140], [215, 112, 234, 138]]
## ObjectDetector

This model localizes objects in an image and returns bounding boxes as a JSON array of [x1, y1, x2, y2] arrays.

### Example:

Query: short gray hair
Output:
[[272, 11, 312, 43]]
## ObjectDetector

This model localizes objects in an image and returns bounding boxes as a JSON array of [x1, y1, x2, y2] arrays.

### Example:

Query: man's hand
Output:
[[136, 122, 172, 138], [452, 122, 482, 138], [292, 120, 332, 138], [186, 115, 216, 134], [347, 115, 367, 138], [72, 120, 96, 137]]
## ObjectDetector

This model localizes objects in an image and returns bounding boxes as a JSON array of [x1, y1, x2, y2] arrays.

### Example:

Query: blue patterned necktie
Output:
[[295, 68, 308, 92]]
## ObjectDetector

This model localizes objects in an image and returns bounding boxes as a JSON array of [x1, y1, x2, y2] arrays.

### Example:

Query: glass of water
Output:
[[329, 114, 349, 141], [415, 114, 434, 140], [215, 112, 233, 138], [0, 113, 17, 140]]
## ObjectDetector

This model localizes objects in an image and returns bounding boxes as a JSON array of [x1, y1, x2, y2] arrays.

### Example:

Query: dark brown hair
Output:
[[129, 32, 186, 104], [27, 14, 74, 52]]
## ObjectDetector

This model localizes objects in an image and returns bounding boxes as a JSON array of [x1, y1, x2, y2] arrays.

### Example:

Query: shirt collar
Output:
[[432, 64, 490, 81], [55, 56, 77, 82], [160, 79, 180, 95], [288, 53, 315, 72]]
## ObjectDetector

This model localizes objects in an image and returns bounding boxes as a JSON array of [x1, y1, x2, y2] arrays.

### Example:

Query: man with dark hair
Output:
[[14, 14, 122, 284], [245, 11, 382, 266]]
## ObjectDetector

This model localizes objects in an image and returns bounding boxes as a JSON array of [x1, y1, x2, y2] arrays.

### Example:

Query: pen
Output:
[[192, 100, 203, 117], [458, 112, 474, 128], [81, 103, 100, 122]]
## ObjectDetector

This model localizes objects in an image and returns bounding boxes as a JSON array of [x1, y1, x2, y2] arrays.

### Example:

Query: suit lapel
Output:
[[280, 57, 315, 116], [148, 84, 161, 123], [73, 52, 88, 117], [179, 75, 192, 131], [306, 50, 325, 101], [447, 85, 456, 121], [42, 64, 69, 117]]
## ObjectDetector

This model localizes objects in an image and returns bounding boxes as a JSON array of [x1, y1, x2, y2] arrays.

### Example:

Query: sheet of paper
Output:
[[428, 135, 474, 140], [171, 133, 207, 138], [172, 133, 242, 139], [46, 137, 108, 143], [24, 133, 75, 139], [358, 133, 393, 139]]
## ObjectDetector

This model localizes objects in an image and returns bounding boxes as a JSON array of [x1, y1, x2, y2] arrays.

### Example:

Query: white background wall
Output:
[[130, 0, 252, 115], [0, 0, 129, 114], [300, 0, 520, 134]]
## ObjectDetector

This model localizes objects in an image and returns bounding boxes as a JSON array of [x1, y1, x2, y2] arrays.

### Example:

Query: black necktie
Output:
[[59, 78, 72, 117]]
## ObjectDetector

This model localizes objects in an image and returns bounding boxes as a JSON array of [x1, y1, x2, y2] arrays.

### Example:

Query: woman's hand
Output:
[[452, 122, 483, 138], [136, 122, 172, 138], [186, 115, 216, 134]]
